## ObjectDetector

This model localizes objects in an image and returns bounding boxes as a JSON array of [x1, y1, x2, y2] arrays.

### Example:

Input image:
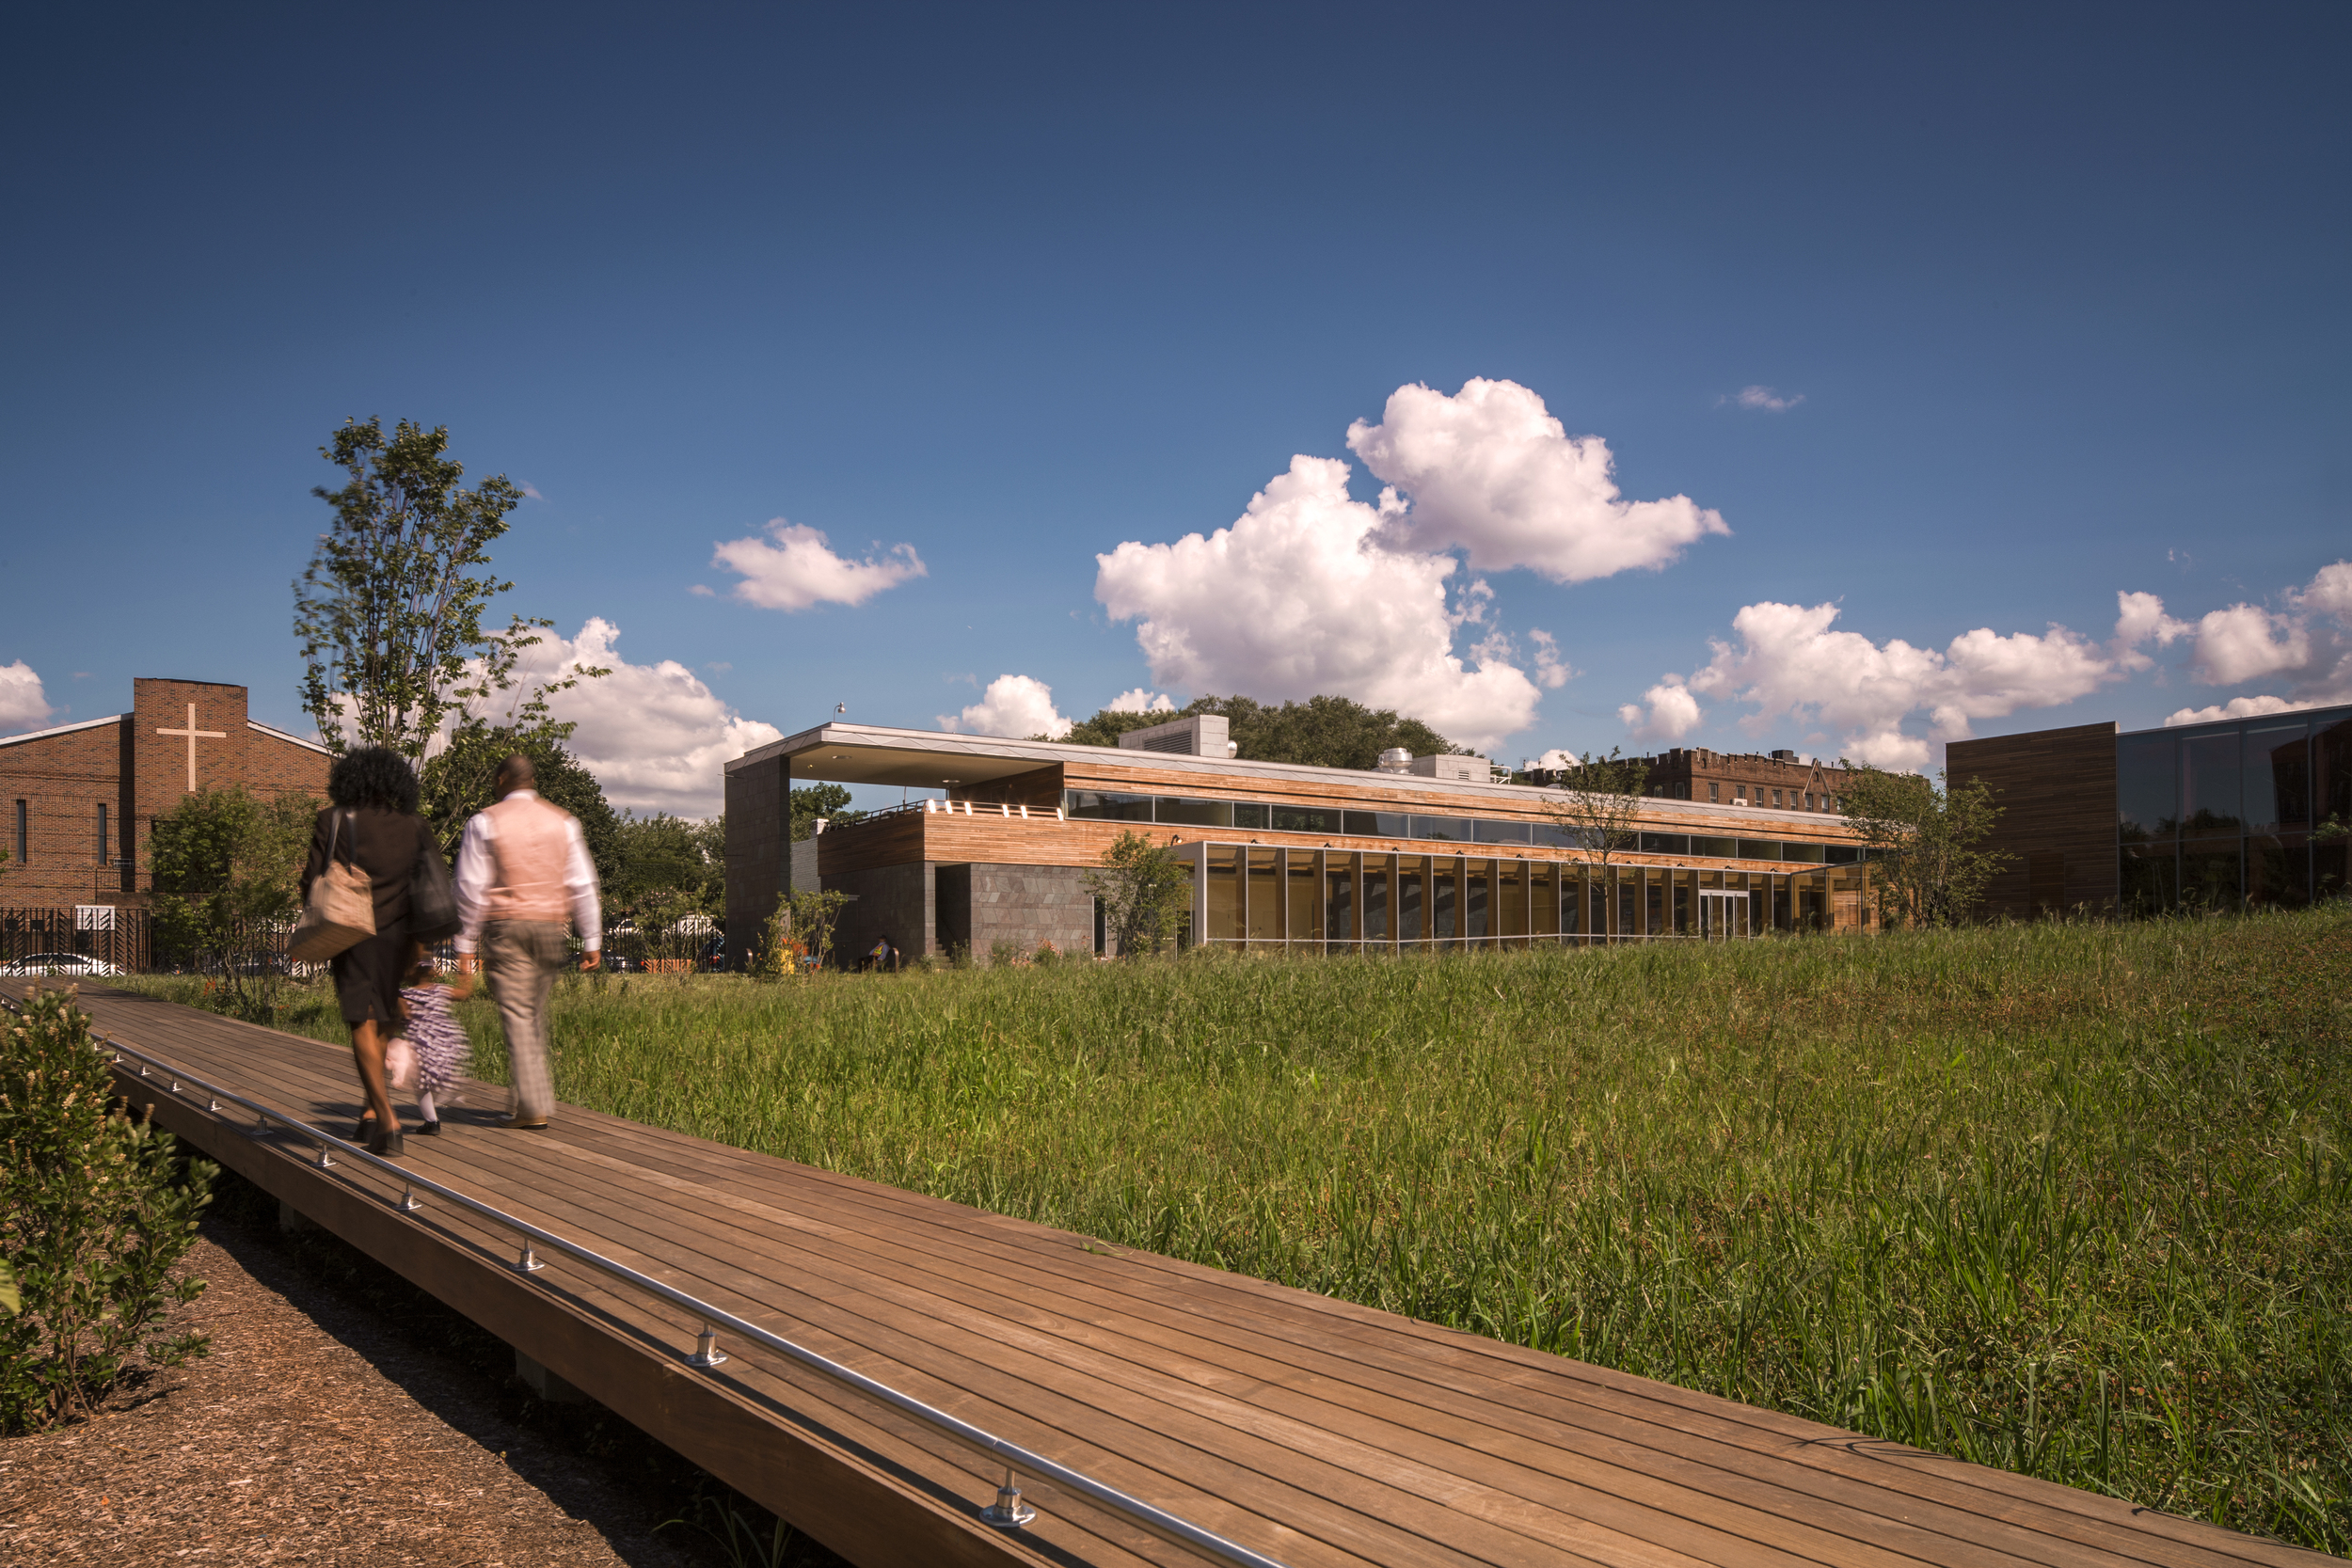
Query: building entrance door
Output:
[[1697, 889, 1749, 940]]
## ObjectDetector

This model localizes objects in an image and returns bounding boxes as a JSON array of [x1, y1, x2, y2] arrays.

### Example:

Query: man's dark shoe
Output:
[[498, 1115, 550, 1130]]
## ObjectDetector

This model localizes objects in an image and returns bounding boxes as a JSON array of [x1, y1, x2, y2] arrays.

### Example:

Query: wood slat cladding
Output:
[[1947, 723, 2120, 919], [1062, 757, 1860, 848], [824, 808, 1826, 877], [812, 808, 926, 876]]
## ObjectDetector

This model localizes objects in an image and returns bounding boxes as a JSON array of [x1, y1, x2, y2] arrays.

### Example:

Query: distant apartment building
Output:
[[1519, 748, 1852, 815]]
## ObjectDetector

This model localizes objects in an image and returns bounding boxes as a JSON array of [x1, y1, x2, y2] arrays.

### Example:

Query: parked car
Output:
[[0, 952, 125, 977]]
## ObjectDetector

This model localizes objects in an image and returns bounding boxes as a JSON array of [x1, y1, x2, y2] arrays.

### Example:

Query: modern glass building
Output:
[[727, 721, 1876, 962], [1947, 703, 2352, 919], [2116, 705, 2351, 912]]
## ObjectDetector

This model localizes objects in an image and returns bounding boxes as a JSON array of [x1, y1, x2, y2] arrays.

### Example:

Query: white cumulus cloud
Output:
[[1670, 601, 2122, 769], [1530, 630, 1574, 689], [1619, 680, 1703, 743], [2126, 562, 2352, 720], [486, 619, 783, 816], [941, 674, 1073, 739], [2164, 695, 2310, 725], [711, 519, 926, 611], [1094, 454, 1543, 752], [1107, 689, 1175, 715], [0, 661, 56, 733], [1345, 378, 1729, 584], [2187, 604, 2312, 686]]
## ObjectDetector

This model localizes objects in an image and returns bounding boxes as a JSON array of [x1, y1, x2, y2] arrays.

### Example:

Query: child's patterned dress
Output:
[[398, 983, 469, 1101]]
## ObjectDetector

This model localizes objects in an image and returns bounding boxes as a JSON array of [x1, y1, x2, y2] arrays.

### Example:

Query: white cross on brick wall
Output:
[[156, 703, 227, 793]]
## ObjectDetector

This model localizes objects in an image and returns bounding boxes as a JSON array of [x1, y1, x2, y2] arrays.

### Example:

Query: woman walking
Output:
[[302, 746, 440, 1156]]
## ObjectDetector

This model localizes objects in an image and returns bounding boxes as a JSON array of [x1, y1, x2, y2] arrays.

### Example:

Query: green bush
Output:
[[0, 990, 215, 1432]]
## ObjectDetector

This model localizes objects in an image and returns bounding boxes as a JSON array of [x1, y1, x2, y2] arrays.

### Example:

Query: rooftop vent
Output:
[[1117, 714, 1234, 758], [1408, 752, 1487, 783], [1375, 747, 1413, 773], [1771, 749, 1797, 762]]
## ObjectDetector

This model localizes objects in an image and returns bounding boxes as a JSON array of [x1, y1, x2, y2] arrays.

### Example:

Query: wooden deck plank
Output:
[[101, 1001, 2305, 1568], [36, 983, 2336, 1568]]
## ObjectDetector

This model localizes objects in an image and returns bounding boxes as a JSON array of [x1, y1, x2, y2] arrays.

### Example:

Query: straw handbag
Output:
[[290, 811, 376, 961]]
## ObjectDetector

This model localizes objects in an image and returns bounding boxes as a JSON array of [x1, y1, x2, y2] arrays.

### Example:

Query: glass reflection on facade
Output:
[[2114, 705, 2352, 913], [2181, 731, 2242, 833], [2117, 731, 2175, 844]]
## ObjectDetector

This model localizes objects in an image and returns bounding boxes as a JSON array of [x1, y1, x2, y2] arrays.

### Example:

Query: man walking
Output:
[[453, 754, 602, 1130]]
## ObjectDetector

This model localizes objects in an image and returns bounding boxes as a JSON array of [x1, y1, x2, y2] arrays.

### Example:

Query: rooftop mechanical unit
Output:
[[1117, 714, 1237, 758]]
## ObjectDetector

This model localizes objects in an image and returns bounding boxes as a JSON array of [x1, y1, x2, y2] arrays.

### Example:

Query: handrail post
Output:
[[982, 1467, 1035, 1528], [690, 1323, 728, 1369]]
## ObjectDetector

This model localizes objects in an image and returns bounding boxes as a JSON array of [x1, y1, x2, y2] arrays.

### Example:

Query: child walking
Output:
[[392, 943, 469, 1134]]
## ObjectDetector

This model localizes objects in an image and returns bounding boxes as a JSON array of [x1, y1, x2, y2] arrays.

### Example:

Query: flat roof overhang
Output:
[[736, 724, 1079, 790], [730, 721, 1859, 833]]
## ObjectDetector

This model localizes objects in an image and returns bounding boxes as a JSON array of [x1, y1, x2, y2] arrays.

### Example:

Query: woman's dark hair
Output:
[[327, 746, 420, 814]]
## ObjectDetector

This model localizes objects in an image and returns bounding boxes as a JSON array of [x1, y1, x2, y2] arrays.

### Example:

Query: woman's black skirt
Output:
[[331, 921, 408, 1027]]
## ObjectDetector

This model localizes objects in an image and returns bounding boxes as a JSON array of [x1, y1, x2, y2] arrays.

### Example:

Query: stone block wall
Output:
[[824, 862, 931, 966], [961, 863, 1095, 961], [723, 755, 784, 969]]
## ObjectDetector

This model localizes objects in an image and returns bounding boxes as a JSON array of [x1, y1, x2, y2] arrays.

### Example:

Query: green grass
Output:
[[121, 912, 2352, 1548]]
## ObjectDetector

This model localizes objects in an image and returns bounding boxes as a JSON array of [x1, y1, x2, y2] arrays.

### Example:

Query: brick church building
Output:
[[0, 677, 331, 910]]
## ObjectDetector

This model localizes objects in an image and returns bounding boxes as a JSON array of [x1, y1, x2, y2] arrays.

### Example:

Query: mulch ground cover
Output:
[[0, 1176, 846, 1566]]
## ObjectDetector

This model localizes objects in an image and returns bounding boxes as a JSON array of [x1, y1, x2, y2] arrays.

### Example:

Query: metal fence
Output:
[[0, 906, 152, 973]]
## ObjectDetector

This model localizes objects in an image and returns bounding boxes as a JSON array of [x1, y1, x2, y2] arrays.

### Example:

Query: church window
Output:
[[12, 800, 24, 865], [1708, 782, 1719, 802], [97, 803, 108, 863], [1772, 789, 1784, 808]]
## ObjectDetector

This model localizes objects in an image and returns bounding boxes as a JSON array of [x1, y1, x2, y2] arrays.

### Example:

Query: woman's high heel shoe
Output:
[[367, 1121, 405, 1157]]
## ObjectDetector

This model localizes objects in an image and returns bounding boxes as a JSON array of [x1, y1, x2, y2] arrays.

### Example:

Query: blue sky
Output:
[[3, 4, 2345, 811]]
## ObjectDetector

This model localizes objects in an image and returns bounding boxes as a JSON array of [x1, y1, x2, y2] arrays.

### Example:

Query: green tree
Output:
[[1838, 764, 2008, 928], [781, 888, 850, 972], [1057, 693, 1458, 768], [1084, 829, 1190, 957], [295, 417, 600, 762], [610, 812, 725, 913], [1537, 751, 1650, 939], [149, 786, 319, 1020], [788, 783, 865, 842], [418, 726, 622, 887], [0, 990, 215, 1432]]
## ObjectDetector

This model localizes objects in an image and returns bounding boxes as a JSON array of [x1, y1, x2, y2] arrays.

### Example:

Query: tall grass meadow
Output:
[[132, 911, 2352, 1548]]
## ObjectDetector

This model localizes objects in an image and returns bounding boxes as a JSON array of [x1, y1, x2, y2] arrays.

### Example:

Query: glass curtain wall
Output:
[[2115, 706, 2348, 913], [1182, 847, 1861, 947]]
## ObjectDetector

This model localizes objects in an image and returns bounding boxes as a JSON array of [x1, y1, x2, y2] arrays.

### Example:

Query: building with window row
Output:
[[724, 720, 1876, 964], [1, 677, 329, 911], [1947, 703, 2351, 919], [1521, 747, 1852, 814]]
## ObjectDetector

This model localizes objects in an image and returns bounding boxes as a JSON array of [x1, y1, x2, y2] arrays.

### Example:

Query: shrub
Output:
[[0, 990, 215, 1432]]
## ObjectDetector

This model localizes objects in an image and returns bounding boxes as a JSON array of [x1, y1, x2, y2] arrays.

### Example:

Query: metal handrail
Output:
[[26, 998, 1291, 1568]]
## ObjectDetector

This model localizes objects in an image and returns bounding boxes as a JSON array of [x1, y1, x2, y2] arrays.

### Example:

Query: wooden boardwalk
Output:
[[27, 980, 2331, 1568]]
